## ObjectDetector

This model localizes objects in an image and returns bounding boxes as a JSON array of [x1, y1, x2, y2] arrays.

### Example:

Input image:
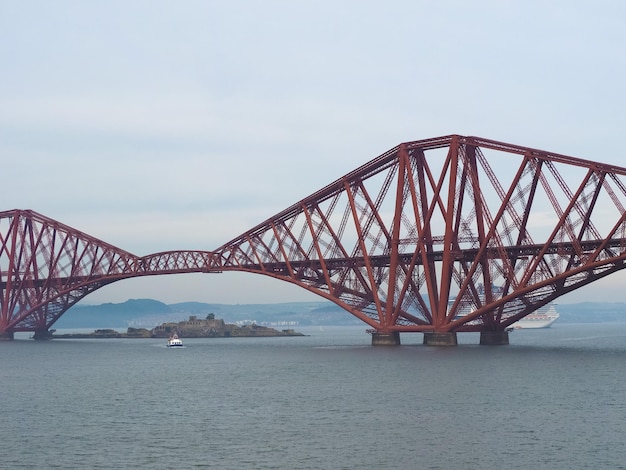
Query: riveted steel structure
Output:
[[211, 135, 626, 344], [2, 135, 626, 343], [0, 209, 216, 339]]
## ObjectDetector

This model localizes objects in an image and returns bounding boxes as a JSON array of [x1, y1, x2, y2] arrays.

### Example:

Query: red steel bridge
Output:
[[2, 135, 626, 345]]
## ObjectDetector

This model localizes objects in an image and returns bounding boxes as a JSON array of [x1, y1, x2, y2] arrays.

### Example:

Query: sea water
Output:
[[1, 323, 626, 469]]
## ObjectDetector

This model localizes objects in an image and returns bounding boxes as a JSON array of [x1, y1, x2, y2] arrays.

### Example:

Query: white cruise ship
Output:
[[509, 304, 560, 329], [450, 292, 560, 329]]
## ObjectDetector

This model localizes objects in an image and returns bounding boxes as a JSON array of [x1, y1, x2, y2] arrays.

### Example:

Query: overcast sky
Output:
[[2, 1, 626, 305]]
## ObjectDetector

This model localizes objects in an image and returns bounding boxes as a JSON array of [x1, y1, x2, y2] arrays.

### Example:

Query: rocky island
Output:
[[53, 314, 305, 339]]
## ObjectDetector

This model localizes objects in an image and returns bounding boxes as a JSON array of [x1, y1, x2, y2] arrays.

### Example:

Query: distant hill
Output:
[[54, 299, 626, 329], [554, 302, 626, 323], [56, 299, 362, 329]]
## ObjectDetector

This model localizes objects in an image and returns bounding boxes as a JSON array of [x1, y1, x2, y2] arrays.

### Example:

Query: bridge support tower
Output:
[[371, 331, 401, 346], [0, 331, 14, 341], [423, 332, 458, 346], [479, 330, 509, 345], [32, 330, 54, 341]]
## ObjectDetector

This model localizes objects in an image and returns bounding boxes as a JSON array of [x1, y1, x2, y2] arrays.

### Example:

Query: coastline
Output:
[[52, 315, 306, 339], [52, 328, 306, 339]]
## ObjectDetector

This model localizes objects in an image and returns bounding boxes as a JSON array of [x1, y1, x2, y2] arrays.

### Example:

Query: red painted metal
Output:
[[3, 135, 626, 337], [0, 210, 216, 335], [212, 135, 626, 334]]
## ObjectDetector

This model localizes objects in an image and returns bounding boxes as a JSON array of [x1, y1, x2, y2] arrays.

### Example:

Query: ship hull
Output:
[[511, 314, 559, 329]]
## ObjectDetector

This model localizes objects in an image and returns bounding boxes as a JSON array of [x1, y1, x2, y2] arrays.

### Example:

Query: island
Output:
[[52, 314, 305, 339]]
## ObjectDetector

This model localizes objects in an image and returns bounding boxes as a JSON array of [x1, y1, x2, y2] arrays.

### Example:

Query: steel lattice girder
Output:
[[0, 210, 215, 332], [213, 135, 626, 332], [2, 135, 626, 335]]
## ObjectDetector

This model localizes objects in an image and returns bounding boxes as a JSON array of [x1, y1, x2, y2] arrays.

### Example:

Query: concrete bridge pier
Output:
[[0, 331, 14, 341], [32, 330, 54, 340], [371, 331, 401, 346], [423, 332, 458, 346], [479, 330, 510, 345]]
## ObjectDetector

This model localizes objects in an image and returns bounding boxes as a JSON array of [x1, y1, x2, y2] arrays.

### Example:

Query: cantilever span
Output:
[[0, 209, 220, 339], [2, 135, 626, 344]]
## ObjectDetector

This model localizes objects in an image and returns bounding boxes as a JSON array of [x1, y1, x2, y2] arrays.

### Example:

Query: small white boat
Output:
[[167, 333, 183, 348]]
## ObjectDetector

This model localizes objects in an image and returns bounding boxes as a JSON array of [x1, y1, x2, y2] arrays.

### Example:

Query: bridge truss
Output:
[[212, 135, 626, 343], [0, 209, 215, 338], [2, 135, 626, 343]]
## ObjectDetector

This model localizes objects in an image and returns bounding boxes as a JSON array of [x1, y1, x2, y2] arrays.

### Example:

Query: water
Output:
[[2, 324, 626, 469]]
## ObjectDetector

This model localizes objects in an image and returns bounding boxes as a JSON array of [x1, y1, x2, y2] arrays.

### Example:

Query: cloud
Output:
[[2, 0, 626, 304]]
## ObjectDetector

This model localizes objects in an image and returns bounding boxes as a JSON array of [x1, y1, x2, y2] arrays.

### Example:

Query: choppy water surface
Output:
[[2, 324, 626, 469]]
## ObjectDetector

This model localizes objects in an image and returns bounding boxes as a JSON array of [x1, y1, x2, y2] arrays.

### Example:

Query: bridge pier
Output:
[[32, 330, 54, 340], [423, 332, 458, 346], [0, 331, 14, 341], [479, 330, 510, 345], [371, 331, 401, 346]]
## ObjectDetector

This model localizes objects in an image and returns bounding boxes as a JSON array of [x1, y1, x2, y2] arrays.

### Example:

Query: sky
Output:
[[2, 1, 626, 305]]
